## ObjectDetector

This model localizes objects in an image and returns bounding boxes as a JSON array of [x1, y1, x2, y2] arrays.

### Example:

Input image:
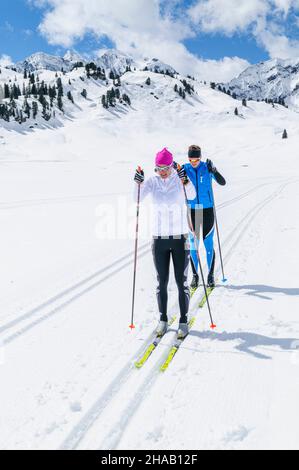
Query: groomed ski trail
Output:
[[0, 242, 151, 345], [0, 179, 283, 345], [60, 178, 294, 450]]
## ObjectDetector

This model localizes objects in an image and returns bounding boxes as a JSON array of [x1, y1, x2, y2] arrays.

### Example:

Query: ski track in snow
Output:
[[0, 191, 131, 211], [99, 180, 296, 450], [110, 179, 298, 451], [0, 242, 151, 344], [0, 180, 277, 346], [60, 178, 295, 450]]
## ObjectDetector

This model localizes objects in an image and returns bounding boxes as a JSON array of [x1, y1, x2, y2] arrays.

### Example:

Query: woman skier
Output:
[[183, 145, 226, 289], [134, 148, 196, 339]]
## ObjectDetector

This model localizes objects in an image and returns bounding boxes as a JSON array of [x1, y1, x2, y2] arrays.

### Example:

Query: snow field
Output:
[[0, 69, 299, 449]]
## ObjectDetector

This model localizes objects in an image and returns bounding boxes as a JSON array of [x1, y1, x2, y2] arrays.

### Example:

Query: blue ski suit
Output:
[[183, 161, 224, 274]]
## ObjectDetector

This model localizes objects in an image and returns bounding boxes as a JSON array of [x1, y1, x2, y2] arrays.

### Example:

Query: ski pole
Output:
[[178, 165, 216, 329], [129, 167, 142, 330], [211, 187, 227, 283]]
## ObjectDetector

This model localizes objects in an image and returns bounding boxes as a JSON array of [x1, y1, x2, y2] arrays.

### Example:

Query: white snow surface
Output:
[[0, 71, 299, 450]]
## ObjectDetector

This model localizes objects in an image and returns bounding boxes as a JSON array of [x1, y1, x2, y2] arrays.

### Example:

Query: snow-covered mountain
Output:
[[8, 50, 299, 110], [9, 50, 177, 77], [63, 50, 86, 65], [223, 57, 299, 106], [96, 49, 137, 76], [0, 49, 192, 129], [13, 52, 74, 73], [12, 51, 87, 74], [142, 57, 177, 75], [2, 48, 299, 133]]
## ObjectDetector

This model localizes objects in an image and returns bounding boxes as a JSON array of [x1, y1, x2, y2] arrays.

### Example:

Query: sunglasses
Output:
[[189, 158, 201, 163], [155, 165, 172, 172]]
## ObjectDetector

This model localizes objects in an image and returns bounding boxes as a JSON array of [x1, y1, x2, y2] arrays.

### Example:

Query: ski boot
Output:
[[190, 273, 199, 290], [177, 322, 189, 340], [207, 272, 215, 288], [156, 320, 168, 337]]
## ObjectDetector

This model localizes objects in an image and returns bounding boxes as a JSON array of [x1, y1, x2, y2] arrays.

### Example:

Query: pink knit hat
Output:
[[155, 148, 173, 166]]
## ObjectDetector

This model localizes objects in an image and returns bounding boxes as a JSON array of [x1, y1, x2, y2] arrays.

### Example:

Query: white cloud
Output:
[[188, 0, 299, 34], [188, 0, 268, 35], [272, 0, 299, 15], [31, 0, 175, 47], [195, 56, 250, 82], [0, 54, 13, 67], [189, 0, 299, 59], [257, 29, 299, 58], [28, 0, 249, 81]]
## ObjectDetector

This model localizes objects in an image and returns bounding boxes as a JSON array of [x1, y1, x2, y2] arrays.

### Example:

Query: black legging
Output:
[[190, 207, 215, 277], [152, 235, 190, 323]]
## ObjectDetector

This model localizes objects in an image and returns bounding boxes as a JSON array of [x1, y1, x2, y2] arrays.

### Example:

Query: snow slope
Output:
[[0, 74, 299, 450], [223, 57, 299, 107], [0, 52, 180, 132]]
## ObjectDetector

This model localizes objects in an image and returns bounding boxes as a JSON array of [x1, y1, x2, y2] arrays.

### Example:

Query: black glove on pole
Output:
[[175, 163, 189, 185], [134, 168, 144, 183], [206, 159, 217, 174]]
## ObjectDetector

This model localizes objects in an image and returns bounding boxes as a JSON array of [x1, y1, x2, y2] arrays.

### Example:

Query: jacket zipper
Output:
[[196, 168, 200, 205]]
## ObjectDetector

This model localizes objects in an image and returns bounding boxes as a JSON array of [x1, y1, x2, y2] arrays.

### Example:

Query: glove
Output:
[[177, 165, 189, 185], [206, 159, 217, 174], [172, 161, 179, 171], [134, 168, 144, 184], [177, 166, 187, 179]]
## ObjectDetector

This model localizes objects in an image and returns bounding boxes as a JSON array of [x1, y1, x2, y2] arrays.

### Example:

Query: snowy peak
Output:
[[95, 50, 177, 76], [223, 57, 299, 106], [63, 50, 86, 65], [143, 57, 177, 76], [9, 49, 178, 78], [14, 52, 73, 73], [96, 49, 136, 75]]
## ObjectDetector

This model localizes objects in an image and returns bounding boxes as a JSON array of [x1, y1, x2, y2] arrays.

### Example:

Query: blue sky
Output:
[[184, 35, 268, 64], [0, 0, 113, 61], [1, 1, 299, 81]]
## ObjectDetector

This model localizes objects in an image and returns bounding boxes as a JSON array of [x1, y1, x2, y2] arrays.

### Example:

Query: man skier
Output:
[[183, 145, 226, 289], [134, 148, 196, 339]]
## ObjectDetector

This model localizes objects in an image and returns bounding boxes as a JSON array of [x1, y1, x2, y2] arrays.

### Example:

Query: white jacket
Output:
[[135, 170, 196, 237]]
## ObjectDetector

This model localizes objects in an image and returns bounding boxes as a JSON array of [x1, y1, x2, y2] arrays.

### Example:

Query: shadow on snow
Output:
[[191, 330, 299, 360], [222, 284, 299, 301]]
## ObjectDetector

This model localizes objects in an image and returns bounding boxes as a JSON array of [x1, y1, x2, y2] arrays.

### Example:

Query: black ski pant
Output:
[[190, 207, 215, 277], [152, 234, 190, 324]]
